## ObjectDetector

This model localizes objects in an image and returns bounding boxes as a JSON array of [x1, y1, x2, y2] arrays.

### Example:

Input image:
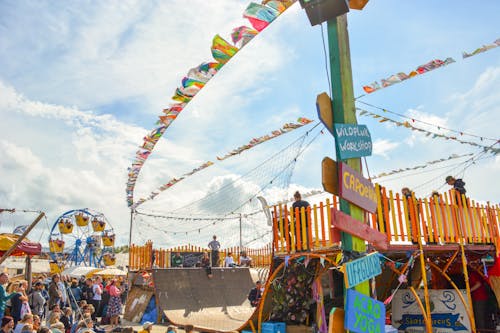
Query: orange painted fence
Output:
[[128, 188, 499, 269], [271, 187, 500, 254], [129, 242, 272, 271]]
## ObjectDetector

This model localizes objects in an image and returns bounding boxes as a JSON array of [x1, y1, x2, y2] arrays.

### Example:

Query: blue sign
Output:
[[345, 289, 385, 333], [398, 314, 467, 331], [344, 252, 381, 288], [334, 124, 372, 160]]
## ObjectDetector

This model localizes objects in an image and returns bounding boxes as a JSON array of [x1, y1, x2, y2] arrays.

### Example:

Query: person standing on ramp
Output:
[[208, 235, 221, 267]]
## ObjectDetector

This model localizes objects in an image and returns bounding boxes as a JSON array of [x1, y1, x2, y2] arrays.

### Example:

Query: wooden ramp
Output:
[[153, 267, 267, 332]]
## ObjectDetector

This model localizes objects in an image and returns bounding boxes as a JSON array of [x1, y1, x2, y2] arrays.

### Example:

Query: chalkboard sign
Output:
[[170, 252, 204, 267]]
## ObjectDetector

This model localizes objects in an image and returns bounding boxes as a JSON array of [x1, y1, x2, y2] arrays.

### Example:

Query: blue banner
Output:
[[398, 313, 467, 331], [334, 124, 372, 160], [345, 289, 385, 333]]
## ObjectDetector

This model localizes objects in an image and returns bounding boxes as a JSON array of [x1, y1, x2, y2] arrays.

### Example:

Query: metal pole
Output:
[[0, 212, 45, 265], [128, 209, 134, 250], [239, 213, 243, 250]]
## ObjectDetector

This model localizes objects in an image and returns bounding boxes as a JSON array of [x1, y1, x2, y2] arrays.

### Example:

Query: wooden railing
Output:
[[129, 242, 272, 271], [128, 189, 499, 268], [271, 187, 500, 254], [373, 185, 500, 247], [128, 240, 154, 271]]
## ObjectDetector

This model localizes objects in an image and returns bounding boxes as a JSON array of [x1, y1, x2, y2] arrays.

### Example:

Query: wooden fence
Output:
[[129, 242, 272, 271], [128, 188, 499, 268], [271, 187, 500, 254]]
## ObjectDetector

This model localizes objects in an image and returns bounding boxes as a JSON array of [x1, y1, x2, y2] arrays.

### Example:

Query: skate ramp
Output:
[[153, 267, 267, 332]]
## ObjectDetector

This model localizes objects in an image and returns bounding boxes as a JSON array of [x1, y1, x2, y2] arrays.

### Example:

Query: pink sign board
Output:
[[338, 162, 377, 213]]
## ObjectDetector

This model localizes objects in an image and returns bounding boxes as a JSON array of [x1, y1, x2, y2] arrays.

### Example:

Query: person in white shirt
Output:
[[239, 251, 253, 267], [13, 314, 33, 333], [223, 253, 237, 267], [90, 277, 102, 320]]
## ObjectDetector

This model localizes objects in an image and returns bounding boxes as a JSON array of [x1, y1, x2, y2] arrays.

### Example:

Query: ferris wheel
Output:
[[48, 209, 116, 274]]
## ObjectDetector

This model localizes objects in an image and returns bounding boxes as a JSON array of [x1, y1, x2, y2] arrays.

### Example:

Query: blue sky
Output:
[[0, 1, 498, 250]]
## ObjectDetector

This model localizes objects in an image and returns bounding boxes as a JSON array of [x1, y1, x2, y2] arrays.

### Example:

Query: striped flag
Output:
[[13, 225, 28, 235]]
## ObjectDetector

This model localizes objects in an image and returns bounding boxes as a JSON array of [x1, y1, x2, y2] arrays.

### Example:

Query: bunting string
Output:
[[357, 100, 498, 142], [370, 153, 474, 180], [462, 38, 500, 58], [359, 37, 499, 96], [126, 0, 297, 208], [361, 57, 456, 94], [356, 108, 500, 155], [131, 118, 313, 209]]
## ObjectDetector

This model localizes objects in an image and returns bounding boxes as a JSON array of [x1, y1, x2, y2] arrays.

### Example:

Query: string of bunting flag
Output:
[[356, 108, 500, 155], [360, 37, 499, 96], [370, 153, 474, 180], [357, 100, 498, 142], [131, 118, 313, 209], [126, 0, 297, 208]]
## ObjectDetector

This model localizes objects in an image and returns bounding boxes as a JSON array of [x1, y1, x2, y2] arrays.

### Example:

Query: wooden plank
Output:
[[316, 92, 334, 135], [332, 209, 388, 250], [124, 286, 154, 322], [321, 157, 338, 195], [328, 307, 346, 333]]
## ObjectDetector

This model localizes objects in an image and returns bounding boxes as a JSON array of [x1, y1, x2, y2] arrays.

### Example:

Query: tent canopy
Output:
[[93, 267, 127, 277], [61, 266, 100, 278], [0, 233, 41, 256]]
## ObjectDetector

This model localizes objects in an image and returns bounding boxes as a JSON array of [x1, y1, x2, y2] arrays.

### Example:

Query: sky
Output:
[[0, 0, 498, 252]]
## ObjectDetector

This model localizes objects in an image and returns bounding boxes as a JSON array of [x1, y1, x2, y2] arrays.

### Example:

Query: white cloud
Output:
[[372, 139, 400, 158], [1, 1, 498, 252]]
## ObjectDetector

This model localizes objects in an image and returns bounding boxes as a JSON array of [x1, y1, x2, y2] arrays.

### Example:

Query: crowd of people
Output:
[[0, 272, 128, 333]]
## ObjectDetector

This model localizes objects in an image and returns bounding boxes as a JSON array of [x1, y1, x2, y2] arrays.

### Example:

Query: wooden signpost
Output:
[[322, 157, 338, 195], [345, 289, 386, 333], [317, 92, 335, 136], [334, 123, 372, 160], [332, 209, 388, 250], [343, 252, 382, 289], [338, 162, 377, 213]]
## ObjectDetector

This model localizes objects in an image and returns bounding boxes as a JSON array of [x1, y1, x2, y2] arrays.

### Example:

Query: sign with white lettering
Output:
[[338, 162, 377, 213], [345, 289, 385, 333], [391, 289, 471, 332], [334, 124, 372, 160], [343, 252, 381, 288]]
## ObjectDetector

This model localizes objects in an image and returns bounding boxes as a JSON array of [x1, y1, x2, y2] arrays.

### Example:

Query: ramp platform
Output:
[[153, 267, 266, 332]]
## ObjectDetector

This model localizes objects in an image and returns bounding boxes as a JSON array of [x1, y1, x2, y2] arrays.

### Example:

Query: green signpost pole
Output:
[[327, 15, 369, 298]]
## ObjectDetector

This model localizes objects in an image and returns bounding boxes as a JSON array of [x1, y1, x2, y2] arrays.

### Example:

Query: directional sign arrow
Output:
[[321, 157, 338, 195], [332, 209, 388, 250], [316, 92, 334, 136]]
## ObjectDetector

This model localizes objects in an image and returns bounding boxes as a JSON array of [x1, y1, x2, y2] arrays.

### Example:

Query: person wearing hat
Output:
[[0, 273, 16, 321], [1, 316, 14, 333], [139, 322, 153, 333]]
